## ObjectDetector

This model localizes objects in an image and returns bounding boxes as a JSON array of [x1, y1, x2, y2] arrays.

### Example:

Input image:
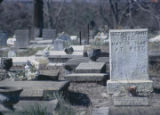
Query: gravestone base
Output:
[[113, 96, 150, 106], [107, 80, 153, 94]]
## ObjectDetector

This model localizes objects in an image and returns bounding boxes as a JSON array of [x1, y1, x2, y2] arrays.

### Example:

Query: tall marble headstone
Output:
[[54, 39, 65, 51], [15, 30, 29, 49], [42, 29, 56, 40], [107, 29, 152, 95]]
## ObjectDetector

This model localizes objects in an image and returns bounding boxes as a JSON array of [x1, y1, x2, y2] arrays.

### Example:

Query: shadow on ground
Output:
[[66, 91, 91, 107]]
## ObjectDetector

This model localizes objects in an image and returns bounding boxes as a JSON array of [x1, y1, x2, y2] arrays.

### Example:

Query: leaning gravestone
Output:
[[107, 29, 153, 106], [53, 39, 65, 51], [15, 30, 29, 49], [42, 29, 56, 40]]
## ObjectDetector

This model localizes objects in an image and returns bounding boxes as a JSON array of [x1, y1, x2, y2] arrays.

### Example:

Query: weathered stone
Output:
[[15, 30, 29, 49], [0, 80, 69, 100], [107, 29, 153, 95], [76, 62, 106, 73], [8, 50, 16, 58], [53, 39, 65, 51]]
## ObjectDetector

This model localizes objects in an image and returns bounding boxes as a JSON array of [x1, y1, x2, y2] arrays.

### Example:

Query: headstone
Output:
[[107, 29, 153, 105], [53, 39, 65, 51], [8, 47, 16, 57], [8, 50, 16, 58], [0, 31, 8, 47], [15, 30, 29, 49], [42, 29, 56, 40]]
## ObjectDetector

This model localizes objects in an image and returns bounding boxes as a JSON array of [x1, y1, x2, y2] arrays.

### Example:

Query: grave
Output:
[[107, 29, 153, 105], [42, 29, 56, 40], [53, 39, 65, 51], [65, 73, 108, 83], [75, 62, 106, 73], [36, 45, 85, 69], [65, 61, 108, 85], [0, 80, 69, 100], [15, 30, 29, 49], [37, 70, 59, 81]]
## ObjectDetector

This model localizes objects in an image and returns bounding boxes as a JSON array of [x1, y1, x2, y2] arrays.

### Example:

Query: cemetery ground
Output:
[[1, 32, 160, 115], [0, 44, 160, 115]]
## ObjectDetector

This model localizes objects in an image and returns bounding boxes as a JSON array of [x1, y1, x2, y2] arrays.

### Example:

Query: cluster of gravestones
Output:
[[0, 29, 154, 114], [15, 29, 56, 49], [53, 29, 153, 106]]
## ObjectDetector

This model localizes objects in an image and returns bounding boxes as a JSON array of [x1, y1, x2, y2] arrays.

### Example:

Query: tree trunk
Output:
[[34, 0, 44, 37]]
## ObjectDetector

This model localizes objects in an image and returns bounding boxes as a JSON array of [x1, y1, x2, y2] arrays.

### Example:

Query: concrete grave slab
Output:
[[11, 56, 36, 66], [64, 73, 108, 85], [38, 70, 59, 80], [76, 62, 106, 73], [0, 80, 69, 100]]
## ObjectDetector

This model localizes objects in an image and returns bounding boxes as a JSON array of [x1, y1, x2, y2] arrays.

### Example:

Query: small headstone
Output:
[[15, 30, 29, 49], [42, 29, 56, 40], [0, 31, 8, 47], [8, 47, 16, 57], [53, 39, 65, 51]]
